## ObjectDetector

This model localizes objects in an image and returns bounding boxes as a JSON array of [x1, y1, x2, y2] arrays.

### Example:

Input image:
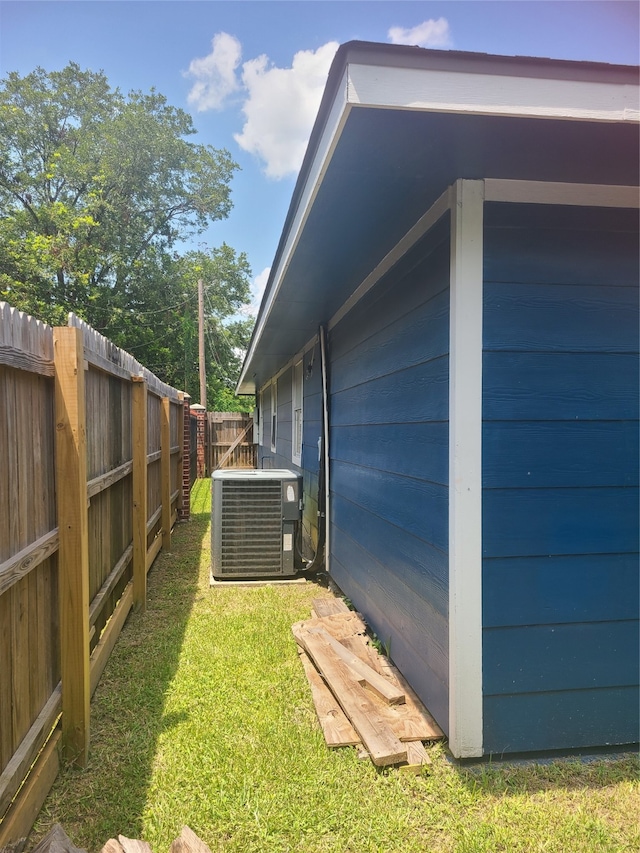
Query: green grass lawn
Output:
[[32, 480, 639, 853]]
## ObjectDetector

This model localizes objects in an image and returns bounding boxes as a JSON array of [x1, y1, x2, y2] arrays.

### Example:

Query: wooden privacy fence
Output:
[[207, 411, 256, 471], [0, 303, 186, 845]]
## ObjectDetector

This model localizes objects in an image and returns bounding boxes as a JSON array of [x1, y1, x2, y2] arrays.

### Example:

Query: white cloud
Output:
[[388, 18, 452, 48], [185, 32, 242, 111], [241, 266, 271, 317], [234, 42, 340, 180]]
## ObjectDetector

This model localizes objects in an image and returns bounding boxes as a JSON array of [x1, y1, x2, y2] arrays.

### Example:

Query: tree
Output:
[[0, 63, 237, 322], [0, 62, 255, 406]]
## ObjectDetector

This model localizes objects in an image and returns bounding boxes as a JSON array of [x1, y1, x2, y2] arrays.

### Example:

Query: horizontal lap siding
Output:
[[482, 205, 639, 753], [258, 347, 322, 558], [329, 239, 450, 730]]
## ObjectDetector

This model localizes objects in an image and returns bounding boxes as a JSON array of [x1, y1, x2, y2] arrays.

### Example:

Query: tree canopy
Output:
[[0, 62, 254, 409]]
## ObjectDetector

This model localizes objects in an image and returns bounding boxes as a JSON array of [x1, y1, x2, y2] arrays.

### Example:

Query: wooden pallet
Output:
[[293, 598, 444, 770]]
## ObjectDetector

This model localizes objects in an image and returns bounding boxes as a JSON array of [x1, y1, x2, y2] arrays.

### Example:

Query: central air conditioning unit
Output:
[[211, 469, 303, 580]]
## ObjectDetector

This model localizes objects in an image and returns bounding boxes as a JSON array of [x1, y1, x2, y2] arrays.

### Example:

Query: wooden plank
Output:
[[145, 505, 162, 536], [54, 327, 90, 767], [0, 590, 13, 772], [169, 825, 213, 853], [88, 544, 133, 628], [297, 649, 360, 748], [301, 612, 367, 640], [29, 822, 87, 853], [302, 625, 405, 705], [117, 837, 152, 853], [90, 582, 133, 697], [398, 741, 432, 774], [0, 345, 54, 377], [101, 841, 125, 853], [0, 685, 61, 820], [145, 534, 162, 574], [0, 530, 59, 597], [10, 580, 31, 751], [338, 634, 444, 741], [311, 597, 350, 617], [86, 461, 133, 500], [131, 377, 147, 612], [214, 421, 253, 470], [0, 730, 60, 847], [292, 624, 406, 766]]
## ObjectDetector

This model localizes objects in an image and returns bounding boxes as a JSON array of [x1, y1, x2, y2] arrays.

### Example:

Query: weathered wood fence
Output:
[[207, 412, 256, 471], [0, 303, 187, 844]]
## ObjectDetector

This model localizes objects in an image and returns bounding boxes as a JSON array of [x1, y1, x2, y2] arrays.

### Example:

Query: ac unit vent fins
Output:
[[220, 480, 283, 574]]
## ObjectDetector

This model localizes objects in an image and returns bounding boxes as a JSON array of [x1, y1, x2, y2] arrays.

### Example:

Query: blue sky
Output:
[[1, 1, 638, 314]]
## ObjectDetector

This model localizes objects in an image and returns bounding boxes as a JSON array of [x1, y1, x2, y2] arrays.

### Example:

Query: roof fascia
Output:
[[346, 60, 639, 122]]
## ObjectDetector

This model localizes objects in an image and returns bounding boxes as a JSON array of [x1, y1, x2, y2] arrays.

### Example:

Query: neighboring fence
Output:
[[207, 411, 256, 471], [0, 303, 185, 845], [190, 412, 198, 487]]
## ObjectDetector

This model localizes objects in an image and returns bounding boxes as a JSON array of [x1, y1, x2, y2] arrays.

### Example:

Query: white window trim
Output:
[[257, 390, 264, 447], [270, 380, 277, 454], [292, 360, 303, 466]]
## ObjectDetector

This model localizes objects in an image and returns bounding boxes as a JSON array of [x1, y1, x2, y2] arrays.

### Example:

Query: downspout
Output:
[[305, 325, 330, 573]]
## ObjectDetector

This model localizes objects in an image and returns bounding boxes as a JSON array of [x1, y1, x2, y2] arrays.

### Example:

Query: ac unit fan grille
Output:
[[219, 480, 283, 574]]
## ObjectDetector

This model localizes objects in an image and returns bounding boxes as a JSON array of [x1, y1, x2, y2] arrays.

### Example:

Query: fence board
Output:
[[1, 303, 187, 841], [207, 412, 256, 471]]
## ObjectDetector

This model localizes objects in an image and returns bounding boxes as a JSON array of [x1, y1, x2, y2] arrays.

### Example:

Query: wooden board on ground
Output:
[[311, 597, 350, 617], [398, 741, 432, 774], [30, 825, 87, 853], [169, 826, 213, 853], [338, 633, 444, 741], [297, 649, 360, 748], [295, 612, 367, 641], [303, 625, 405, 705], [293, 624, 407, 766]]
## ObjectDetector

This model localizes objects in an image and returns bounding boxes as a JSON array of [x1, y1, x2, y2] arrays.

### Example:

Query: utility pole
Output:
[[198, 278, 207, 410]]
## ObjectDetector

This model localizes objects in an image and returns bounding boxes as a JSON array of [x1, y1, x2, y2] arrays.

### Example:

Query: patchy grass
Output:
[[32, 480, 639, 852]]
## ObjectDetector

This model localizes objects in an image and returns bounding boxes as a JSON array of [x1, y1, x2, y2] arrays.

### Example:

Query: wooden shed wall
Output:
[[328, 234, 451, 731], [481, 204, 640, 753]]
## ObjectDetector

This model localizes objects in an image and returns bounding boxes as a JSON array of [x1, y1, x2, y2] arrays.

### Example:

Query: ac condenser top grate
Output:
[[211, 469, 302, 579]]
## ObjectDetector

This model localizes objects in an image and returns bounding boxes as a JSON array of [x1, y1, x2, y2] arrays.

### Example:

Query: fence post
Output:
[[179, 394, 191, 521], [190, 404, 206, 478], [53, 326, 90, 767], [161, 397, 171, 551], [132, 376, 148, 611]]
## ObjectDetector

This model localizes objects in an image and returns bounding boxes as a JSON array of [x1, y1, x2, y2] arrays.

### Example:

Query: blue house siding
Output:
[[328, 237, 451, 731], [481, 204, 640, 753], [257, 347, 323, 558]]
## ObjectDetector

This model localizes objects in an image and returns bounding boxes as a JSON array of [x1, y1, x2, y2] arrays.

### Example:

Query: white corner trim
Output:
[[484, 179, 640, 208], [347, 63, 640, 123], [448, 179, 484, 759], [329, 186, 451, 332]]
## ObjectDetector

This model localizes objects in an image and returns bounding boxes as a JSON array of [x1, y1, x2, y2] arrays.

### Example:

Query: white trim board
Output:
[[448, 179, 484, 759], [346, 62, 640, 122], [485, 180, 640, 207]]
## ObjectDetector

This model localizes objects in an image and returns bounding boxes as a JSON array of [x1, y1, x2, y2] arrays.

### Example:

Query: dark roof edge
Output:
[[238, 41, 639, 392]]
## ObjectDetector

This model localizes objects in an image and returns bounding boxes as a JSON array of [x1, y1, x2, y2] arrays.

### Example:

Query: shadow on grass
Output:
[[31, 480, 212, 850]]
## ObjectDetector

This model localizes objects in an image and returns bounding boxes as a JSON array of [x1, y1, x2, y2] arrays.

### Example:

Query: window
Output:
[[292, 360, 303, 466], [270, 380, 277, 453]]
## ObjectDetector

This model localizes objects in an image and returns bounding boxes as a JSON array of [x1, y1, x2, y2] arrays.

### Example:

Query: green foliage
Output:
[[0, 62, 253, 405]]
